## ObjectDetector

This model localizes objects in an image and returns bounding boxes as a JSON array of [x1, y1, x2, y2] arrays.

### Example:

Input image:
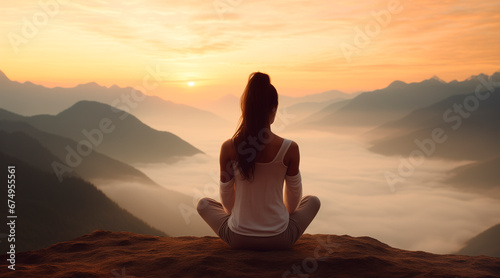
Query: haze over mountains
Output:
[[368, 87, 500, 161], [353, 72, 499, 258], [19, 101, 202, 164], [191, 89, 360, 124], [0, 120, 154, 184], [0, 70, 227, 135], [367, 86, 500, 197], [0, 93, 214, 249], [0, 152, 166, 252], [299, 73, 500, 131], [0, 114, 212, 240]]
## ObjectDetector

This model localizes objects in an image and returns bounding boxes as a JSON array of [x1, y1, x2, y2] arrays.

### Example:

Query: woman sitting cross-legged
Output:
[[197, 72, 320, 250]]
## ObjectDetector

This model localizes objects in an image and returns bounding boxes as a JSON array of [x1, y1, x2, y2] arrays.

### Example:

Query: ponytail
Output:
[[233, 72, 278, 180]]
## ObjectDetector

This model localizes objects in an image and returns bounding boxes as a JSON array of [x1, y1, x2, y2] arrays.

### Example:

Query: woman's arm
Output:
[[284, 141, 302, 214], [219, 139, 235, 214], [285, 141, 300, 176]]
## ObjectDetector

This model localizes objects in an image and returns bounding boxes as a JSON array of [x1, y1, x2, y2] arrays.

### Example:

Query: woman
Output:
[[197, 72, 320, 250]]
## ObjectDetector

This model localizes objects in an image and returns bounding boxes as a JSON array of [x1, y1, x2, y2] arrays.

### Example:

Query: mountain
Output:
[[0, 101, 202, 165], [0, 105, 213, 237], [279, 89, 358, 107], [125, 94, 230, 136], [0, 120, 155, 184], [0, 107, 24, 122], [0, 130, 70, 174], [307, 72, 500, 130], [1, 231, 499, 277], [191, 90, 358, 123], [297, 99, 351, 126], [0, 152, 166, 252], [283, 98, 350, 123], [446, 156, 500, 191], [368, 88, 500, 161], [458, 224, 500, 258], [0, 70, 227, 133]]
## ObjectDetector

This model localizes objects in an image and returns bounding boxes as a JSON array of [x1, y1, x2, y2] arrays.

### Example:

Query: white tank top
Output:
[[228, 139, 292, 236]]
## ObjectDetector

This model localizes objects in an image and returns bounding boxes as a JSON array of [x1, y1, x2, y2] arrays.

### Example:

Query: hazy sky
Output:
[[1, 0, 499, 103]]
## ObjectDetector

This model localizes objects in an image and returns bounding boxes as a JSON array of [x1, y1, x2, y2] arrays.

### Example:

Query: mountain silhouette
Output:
[[0, 152, 166, 252], [0, 70, 227, 131], [0, 120, 155, 184], [306, 72, 500, 129], [0, 125, 213, 237], [297, 98, 351, 127], [446, 155, 500, 191], [368, 88, 500, 161], [191, 90, 357, 124], [0, 130, 71, 174], [457, 223, 500, 258], [284, 100, 342, 122], [0, 107, 24, 121], [1, 101, 202, 164], [280, 89, 357, 106]]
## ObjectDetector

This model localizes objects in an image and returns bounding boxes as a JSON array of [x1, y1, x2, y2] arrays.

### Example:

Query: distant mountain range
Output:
[[296, 99, 351, 126], [191, 90, 359, 123], [368, 87, 500, 161], [360, 73, 500, 259], [365, 81, 500, 200], [0, 73, 220, 240], [446, 156, 500, 192], [0, 95, 214, 239], [0, 70, 367, 132], [279, 89, 358, 107], [301, 73, 500, 130], [0, 101, 202, 165], [0, 112, 212, 240], [0, 70, 227, 133], [0, 151, 166, 252], [0, 124, 155, 184]]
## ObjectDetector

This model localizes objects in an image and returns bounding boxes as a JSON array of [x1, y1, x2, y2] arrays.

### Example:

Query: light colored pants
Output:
[[197, 195, 321, 250]]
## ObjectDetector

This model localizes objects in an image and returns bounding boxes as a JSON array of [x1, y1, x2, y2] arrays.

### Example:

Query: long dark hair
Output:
[[233, 72, 278, 180]]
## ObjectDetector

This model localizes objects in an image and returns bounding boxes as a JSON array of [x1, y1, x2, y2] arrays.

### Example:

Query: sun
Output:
[[187, 81, 195, 87]]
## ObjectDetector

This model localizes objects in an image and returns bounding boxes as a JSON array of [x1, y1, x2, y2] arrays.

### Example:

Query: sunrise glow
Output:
[[1, 0, 499, 104]]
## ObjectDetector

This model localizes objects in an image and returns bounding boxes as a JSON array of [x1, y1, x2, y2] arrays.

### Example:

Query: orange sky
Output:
[[1, 0, 499, 104]]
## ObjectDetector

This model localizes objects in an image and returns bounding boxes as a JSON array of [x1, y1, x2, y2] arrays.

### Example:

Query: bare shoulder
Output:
[[289, 140, 299, 151], [220, 138, 236, 159], [220, 138, 236, 182], [284, 139, 300, 167]]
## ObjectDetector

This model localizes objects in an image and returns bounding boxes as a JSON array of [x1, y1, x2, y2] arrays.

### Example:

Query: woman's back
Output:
[[228, 138, 292, 236], [220, 135, 300, 183]]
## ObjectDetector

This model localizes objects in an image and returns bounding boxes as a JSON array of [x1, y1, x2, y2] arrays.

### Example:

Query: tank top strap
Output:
[[275, 139, 292, 162]]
